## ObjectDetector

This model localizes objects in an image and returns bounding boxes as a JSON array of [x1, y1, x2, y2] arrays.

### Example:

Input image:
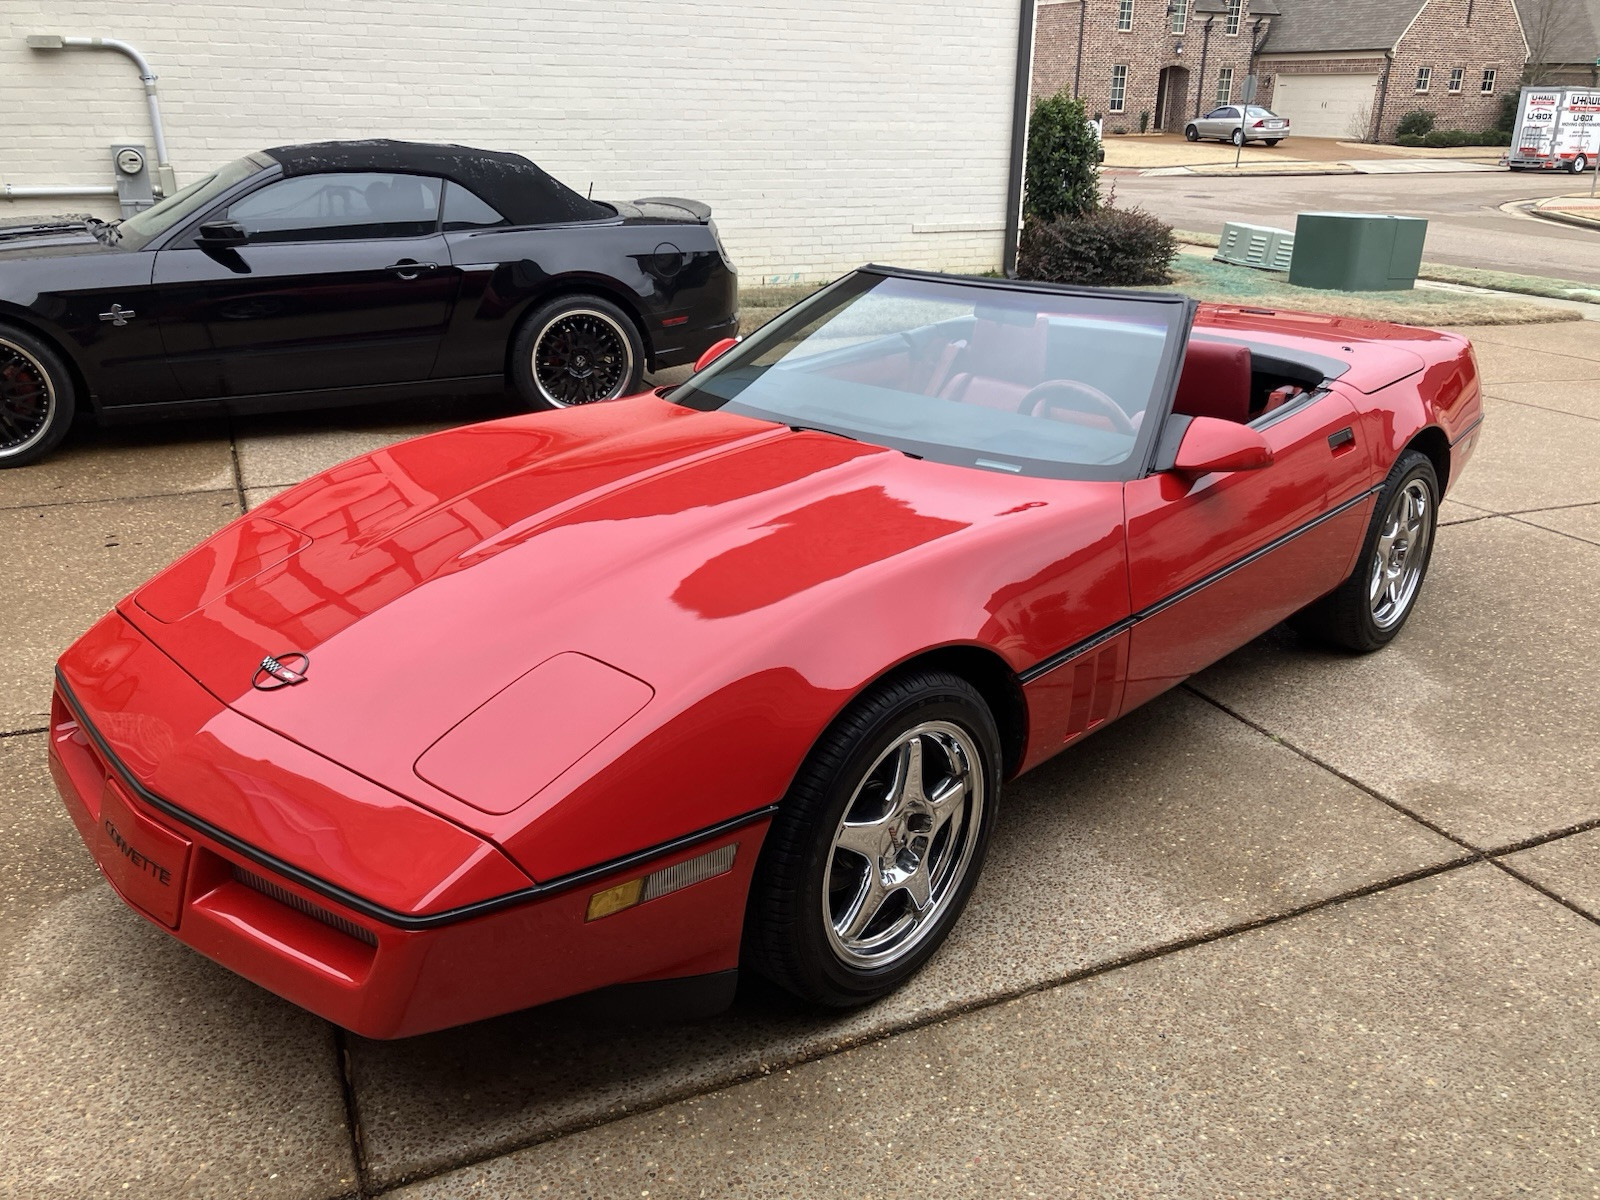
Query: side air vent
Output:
[[1065, 644, 1120, 737]]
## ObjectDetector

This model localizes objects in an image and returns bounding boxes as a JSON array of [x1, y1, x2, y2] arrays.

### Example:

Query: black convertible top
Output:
[[262, 139, 609, 226]]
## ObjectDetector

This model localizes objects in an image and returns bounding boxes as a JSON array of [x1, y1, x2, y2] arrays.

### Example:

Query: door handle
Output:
[[1328, 427, 1356, 453], [386, 260, 438, 280]]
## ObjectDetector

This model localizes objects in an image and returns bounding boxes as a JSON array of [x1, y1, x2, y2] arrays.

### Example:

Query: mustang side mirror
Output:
[[694, 337, 739, 373], [1171, 416, 1274, 477], [197, 220, 249, 248]]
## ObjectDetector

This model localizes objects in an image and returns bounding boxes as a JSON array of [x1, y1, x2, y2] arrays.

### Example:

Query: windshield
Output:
[[672, 271, 1189, 480], [116, 156, 264, 247]]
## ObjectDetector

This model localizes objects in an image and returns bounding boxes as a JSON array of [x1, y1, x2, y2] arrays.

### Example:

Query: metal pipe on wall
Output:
[[2, 184, 118, 199], [25, 35, 176, 193]]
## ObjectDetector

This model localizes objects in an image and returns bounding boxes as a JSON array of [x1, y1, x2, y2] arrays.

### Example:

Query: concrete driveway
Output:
[[2, 331, 1597, 1197]]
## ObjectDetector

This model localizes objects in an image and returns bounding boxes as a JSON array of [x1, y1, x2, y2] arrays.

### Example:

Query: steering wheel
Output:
[[1019, 379, 1136, 435]]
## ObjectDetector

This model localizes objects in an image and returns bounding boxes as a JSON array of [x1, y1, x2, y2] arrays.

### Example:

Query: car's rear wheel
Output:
[[745, 670, 999, 1008], [1266, 139, 1282, 146], [1290, 450, 1439, 653], [1572, 154, 1590, 174], [1185, 125, 1200, 142], [0, 323, 76, 468], [510, 294, 645, 411]]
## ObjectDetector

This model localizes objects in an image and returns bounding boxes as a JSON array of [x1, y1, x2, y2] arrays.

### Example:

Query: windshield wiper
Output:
[[787, 423, 857, 442]]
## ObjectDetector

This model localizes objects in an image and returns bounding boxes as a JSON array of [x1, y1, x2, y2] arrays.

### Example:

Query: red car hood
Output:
[[120, 396, 1028, 837]]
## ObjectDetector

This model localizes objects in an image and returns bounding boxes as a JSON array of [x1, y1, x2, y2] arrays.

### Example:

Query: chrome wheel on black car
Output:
[[745, 669, 1000, 1008], [0, 324, 75, 468], [511, 294, 645, 411]]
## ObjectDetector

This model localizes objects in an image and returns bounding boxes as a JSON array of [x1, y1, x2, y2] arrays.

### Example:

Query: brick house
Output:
[[1516, 0, 1600, 86], [1035, 0, 1529, 142]]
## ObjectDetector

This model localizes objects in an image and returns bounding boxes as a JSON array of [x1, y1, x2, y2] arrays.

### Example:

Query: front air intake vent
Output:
[[233, 865, 378, 946]]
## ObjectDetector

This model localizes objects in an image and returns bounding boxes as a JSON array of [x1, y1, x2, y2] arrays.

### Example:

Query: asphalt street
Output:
[[1115, 169, 1600, 284]]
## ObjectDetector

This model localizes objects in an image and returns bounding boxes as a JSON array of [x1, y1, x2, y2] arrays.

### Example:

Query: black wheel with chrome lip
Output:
[[510, 294, 645, 411], [0, 322, 76, 468]]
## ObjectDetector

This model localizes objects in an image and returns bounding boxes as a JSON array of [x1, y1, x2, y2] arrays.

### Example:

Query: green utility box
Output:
[[1288, 212, 1428, 292]]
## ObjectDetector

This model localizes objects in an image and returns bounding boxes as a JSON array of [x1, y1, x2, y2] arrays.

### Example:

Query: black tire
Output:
[[744, 670, 1000, 1008], [509, 293, 645, 411], [0, 322, 76, 468], [1290, 450, 1440, 653], [1185, 125, 1200, 142], [1266, 139, 1282, 147], [1572, 154, 1589, 175], [1231, 128, 1246, 147]]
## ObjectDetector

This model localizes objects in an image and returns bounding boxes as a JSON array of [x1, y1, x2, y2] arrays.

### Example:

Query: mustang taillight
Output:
[[585, 843, 738, 921]]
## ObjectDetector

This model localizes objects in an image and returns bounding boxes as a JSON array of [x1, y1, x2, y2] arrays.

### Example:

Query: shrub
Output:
[[1016, 204, 1176, 288], [1397, 109, 1436, 138], [1024, 90, 1101, 223], [1139, 110, 1150, 133], [1495, 91, 1518, 135], [1397, 133, 1426, 147]]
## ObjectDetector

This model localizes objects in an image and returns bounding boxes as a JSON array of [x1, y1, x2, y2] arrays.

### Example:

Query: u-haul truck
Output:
[[1507, 86, 1600, 172]]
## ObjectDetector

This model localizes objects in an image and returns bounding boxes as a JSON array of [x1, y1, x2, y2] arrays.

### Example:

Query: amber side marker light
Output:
[[585, 843, 737, 921]]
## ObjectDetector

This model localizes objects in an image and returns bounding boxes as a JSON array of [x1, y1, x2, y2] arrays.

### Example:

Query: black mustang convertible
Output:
[[0, 140, 738, 466]]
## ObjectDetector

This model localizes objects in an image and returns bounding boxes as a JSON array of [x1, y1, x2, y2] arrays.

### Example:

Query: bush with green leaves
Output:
[[1496, 91, 1518, 135], [1397, 109, 1436, 138], [1395, 127, 1510, 148], [1024, 90, 1101, 223], [1016, 203, 1175, 288]]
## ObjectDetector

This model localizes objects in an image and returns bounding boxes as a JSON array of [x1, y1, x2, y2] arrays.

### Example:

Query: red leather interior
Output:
[[1174, 340, 1252, 424], [1261, 384, 1301, 415], [939, 315, 1049, 411]]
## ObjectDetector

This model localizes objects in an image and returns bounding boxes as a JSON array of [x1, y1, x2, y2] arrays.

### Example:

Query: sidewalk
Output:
[[1528, 191, 1600, 231]]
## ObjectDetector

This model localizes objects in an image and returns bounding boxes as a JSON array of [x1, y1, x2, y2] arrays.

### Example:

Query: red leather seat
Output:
[[939, 314, 1049, 411], [1174, 339, 1252, 424]]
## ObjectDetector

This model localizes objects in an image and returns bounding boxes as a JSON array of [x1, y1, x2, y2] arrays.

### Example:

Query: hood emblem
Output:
[[253, 652, 310, 690]]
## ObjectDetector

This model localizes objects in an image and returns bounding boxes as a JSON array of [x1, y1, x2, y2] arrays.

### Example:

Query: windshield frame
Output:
[[116, 153, 271, 250], [672, 266, 1197, 483]]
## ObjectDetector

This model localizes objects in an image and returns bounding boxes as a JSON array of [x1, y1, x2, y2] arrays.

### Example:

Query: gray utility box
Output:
[[1288, 212, 1428, 292], [1215, 221, 1295, 272]]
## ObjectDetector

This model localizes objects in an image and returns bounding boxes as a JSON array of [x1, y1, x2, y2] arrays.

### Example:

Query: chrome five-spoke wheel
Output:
[[1370, 478, 1432, 631], [532, 308, 634, 407], [823, 721, 985, 968], [745, 670, 1000, 1008]]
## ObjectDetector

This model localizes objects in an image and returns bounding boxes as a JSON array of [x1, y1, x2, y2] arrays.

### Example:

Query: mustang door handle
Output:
[[1328, 427, 1356, 452], [386, 260, 439, 280]]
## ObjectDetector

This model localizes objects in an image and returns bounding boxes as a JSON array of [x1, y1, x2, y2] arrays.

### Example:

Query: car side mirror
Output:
[[694, 337, 739, 373], [197, 220, 248, 248], [1171, 416, 1274, 477]]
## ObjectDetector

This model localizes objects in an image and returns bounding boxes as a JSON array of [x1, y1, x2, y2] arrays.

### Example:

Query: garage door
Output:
[[1271, 72, 1381, 140]]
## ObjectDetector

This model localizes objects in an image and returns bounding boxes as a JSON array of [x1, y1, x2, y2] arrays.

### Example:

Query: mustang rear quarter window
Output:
[[672, 269, 1190, 481]]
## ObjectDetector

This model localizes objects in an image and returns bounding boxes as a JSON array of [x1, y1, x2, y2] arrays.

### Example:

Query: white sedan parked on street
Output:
[[1186, 106, 1291, 146]]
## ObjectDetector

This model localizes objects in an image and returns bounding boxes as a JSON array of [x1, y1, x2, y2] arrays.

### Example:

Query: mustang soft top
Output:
[[262, 138, 610, 226]]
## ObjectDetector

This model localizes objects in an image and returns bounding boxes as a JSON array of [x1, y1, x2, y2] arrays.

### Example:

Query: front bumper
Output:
[[50, 616, 765, 1038]]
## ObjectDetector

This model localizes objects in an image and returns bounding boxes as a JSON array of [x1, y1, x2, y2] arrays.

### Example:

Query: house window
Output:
[[1171, 0, 1187, 34], [1415, 66, 1432, 92], [1481, 67, 1497, 93], [1110, 64, 1129, 112], [1448, 67, 1464, 92], [1224, 0, 1242, 35], [1216, 67, 1234, 106], [1117, 0, 1134, 32]]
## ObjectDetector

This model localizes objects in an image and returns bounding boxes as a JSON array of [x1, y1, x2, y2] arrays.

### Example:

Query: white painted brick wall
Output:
[[0, 1, 1019, 279]]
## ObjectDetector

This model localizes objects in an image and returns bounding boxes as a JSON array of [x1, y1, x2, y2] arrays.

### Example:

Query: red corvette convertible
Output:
[[50, 267, 1482, 1038]]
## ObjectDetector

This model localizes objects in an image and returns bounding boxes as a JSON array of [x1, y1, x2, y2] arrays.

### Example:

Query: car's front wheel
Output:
[[745, 670, 999, 1007], [1232, 128, 1246, 147], [1185, 125, 1200, 142], [510, 294, 645, 411], [1290, 450, 1440, 652], [0, 323, 76, 468]]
